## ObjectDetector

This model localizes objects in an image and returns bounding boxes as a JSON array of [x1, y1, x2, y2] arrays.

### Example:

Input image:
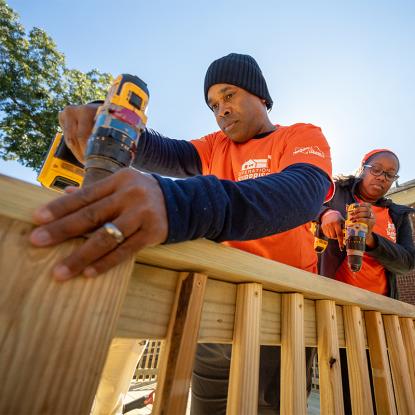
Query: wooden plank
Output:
[[343, 305, 374, 415], [115, 264, 180, 339], [0, 216, 134, 415], [280, 293, 306, 415], [383, 315, 415, 414], [261, 290, 281, 345], [364, 311, 396, 415], [337, 305, 346, 348], [305, 298, 317, 347], [152, 272, 207, 415], [316, 300, 344, 415], [198, 278, 236, 343], [399, 317, 415, 398], [116, 270, 318, 347], [3, 174, 415, 318], [92, 338, 147, 415], [227, 283, 262, 415]]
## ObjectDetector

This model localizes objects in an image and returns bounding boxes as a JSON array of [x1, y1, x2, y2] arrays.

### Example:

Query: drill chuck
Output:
[[83, 74, 149, 186]]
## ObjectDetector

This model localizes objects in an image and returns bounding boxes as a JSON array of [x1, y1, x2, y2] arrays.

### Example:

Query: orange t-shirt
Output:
[[191, 123, 333, 273], [335, 205, 396, 295]]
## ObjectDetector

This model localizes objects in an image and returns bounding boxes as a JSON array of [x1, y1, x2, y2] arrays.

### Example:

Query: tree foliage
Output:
[[0, 0, 113, 170]]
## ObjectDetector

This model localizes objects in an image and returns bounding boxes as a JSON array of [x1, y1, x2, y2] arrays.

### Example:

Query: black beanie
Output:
[[204, 53, 273, 110]]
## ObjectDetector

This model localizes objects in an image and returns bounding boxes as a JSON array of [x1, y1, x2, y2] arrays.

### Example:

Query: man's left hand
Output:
[[30, 169, 168, 281]]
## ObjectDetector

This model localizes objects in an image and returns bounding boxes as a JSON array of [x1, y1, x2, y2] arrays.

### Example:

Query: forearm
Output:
[[133, 129, 202, 177], [154, 163, 331, 243], [366, 232, 415, 273]]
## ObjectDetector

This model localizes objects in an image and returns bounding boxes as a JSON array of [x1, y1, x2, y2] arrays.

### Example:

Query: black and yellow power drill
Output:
[[311, 204, 368, 272], [310, 221, 329, 254], [344, 203, 368, 272], [38, 74, 149, 190]]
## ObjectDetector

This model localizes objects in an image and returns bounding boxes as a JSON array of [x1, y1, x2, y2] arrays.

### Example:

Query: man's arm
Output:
[[134, 129, 202, 177], [30, 163, 329, 280], [156, 163, 330, 243], [58, 104, 202, 178]]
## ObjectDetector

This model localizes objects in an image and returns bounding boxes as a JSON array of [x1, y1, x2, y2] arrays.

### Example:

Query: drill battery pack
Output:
[[37, 132, 84, 192]]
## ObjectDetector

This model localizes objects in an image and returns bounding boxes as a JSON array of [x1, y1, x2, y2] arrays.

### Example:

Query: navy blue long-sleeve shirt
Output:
[[134, 129, 331, 244]]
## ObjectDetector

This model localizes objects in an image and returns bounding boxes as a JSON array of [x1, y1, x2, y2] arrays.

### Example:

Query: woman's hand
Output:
[[30, 168, 168, 281], [348, 203, 377, 248], [321, 209, 345, 249]]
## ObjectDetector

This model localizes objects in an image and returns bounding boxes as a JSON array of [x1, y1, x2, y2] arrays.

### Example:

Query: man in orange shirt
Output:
[[31, 53, 334, 413]]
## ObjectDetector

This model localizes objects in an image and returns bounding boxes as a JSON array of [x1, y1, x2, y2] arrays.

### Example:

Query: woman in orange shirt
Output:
[[319, 149, 414, 298], [318, 149, 415, 413]]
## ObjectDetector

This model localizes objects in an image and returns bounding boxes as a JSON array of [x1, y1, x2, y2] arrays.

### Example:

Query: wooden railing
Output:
[[1, 173, 415, 414]]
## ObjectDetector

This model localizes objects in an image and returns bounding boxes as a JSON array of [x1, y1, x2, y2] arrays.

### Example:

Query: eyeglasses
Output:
[[363, 164, 399, 181]]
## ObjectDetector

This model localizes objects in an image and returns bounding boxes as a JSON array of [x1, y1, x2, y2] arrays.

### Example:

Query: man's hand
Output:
[[29, 169, 168, 281], [348, 202, 377, 248], [58, 103, 100, 163], [321, 209, 345, 249]]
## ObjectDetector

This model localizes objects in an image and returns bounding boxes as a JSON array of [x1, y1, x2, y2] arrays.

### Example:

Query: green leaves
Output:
[[0, 0, 113, 170]]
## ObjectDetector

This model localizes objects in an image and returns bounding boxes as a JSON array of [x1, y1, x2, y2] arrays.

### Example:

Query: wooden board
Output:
[[227, 283, 262, 415], [364, 311, 396, 415], [152, 273, 207, 415], [399, 317, 415, 399], [2, 174, 415, 318], [343, 305, 374, 415], [0, 216, 134, 415], [280, 293, 306, 415], [316, 300, 344, 415], [383, 315, 415, 414]]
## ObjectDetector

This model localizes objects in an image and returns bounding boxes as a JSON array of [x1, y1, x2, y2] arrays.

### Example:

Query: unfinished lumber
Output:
[[343, 305, 374, 415], [280, 293, 306, 415], [0, 216, 134, 415], [383, 315, 415, 414], [399, 317, 415, 399], [364, 311, 396, 415], [226, 283, 262, 415], [2, 174, 415, 317], [152, 272, 207, 415], [316, 300, 344, 415]]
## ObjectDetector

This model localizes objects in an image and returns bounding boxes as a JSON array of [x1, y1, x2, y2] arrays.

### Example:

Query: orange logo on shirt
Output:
[[237, 156, 271, 181], [293, 146, 325, 158]]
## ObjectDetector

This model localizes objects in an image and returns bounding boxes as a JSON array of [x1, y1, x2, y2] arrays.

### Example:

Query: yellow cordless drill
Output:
[[310, 221, 328, 254], [38, 74, 149, 190], [344, 203, 368, 272]]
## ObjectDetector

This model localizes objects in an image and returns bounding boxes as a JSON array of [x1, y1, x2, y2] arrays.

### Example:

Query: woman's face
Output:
[[358, 152, 400, 202]]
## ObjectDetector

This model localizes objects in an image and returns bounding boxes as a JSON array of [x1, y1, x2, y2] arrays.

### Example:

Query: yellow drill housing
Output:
[[37, 132, 84, 192]]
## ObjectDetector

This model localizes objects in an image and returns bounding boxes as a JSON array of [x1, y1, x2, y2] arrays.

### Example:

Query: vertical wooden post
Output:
[[152, 272, 207, 415], [364, 311, 396, 415], [0, 218, 134, 415], [226, 283, 262, 415], [92, 338, 147, 415], [399, 317, 415, 398], [343, 305, 374, 415], [383, 315, 415, 414], [316, 300, 344, 415], [280, 293, 306, 415]]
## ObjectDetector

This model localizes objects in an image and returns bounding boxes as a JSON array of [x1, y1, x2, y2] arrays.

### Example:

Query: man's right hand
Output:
[[321, 209, 345, 249], [58, 103, 100, 163]]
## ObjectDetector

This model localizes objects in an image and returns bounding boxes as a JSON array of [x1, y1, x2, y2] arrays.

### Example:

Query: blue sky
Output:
[[1, 0, 414, 185]]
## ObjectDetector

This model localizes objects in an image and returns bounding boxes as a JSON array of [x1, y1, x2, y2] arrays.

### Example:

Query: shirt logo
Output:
[[293, 146, 325, 158], [386, 221, 396, 242], [238, 156, 271, 181]]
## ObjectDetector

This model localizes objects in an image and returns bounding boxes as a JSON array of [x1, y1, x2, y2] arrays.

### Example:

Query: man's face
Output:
[[207, 83, 268, 143]]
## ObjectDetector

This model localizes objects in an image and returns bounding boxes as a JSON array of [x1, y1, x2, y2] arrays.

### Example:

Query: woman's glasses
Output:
[[363, 164, 399, 182]]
